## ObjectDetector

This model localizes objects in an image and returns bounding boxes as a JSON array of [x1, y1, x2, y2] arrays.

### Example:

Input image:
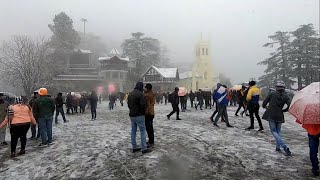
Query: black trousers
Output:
[[67, 106, 73, 114], [190, 100, 194, 107], [168, 104, 179, 119], [235, 101, 245, 115], [145, 115, 155, 144], [91, 104, 97, 119], [248, 104, 263, 128], [80, 106, 86, 113], [10, 124, 30, 153], [211, 102, 225, 121]]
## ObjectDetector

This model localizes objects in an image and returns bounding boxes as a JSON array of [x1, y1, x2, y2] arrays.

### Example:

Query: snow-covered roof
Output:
[[74, 49, 92, 54], [142, 65, 178, 79], [109, 48, 120, 55], [179, 71, 201, 79], [98, 48, 129, 62], [98, 56, 130, 62]]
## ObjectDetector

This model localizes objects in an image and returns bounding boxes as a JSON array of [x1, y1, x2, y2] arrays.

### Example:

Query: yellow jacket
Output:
[[246, 86, 260, 104]]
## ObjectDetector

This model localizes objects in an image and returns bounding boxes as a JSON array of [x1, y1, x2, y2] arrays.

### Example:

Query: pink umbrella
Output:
[[178, 87, 187, 97], [289, 82, 320, 124]]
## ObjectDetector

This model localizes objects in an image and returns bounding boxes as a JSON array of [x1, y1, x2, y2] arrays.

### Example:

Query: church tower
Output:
[[191, 40, 214, 91]]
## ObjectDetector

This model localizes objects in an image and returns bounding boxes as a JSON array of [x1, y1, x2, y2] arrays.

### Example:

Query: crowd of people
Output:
[[0, 79, 319, 176]]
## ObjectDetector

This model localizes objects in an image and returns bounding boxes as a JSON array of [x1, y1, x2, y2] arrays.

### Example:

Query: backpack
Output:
[[168, 93, 174, 103]]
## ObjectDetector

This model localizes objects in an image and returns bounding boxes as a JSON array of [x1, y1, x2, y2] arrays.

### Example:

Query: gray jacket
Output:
[[262, 91, 291, 123]]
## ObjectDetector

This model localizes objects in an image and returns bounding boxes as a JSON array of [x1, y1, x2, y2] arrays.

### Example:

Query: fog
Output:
[[0, 0, 319, 84]]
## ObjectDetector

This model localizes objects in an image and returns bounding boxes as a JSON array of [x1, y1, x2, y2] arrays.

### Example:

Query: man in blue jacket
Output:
[[213, 85, 233, 128]]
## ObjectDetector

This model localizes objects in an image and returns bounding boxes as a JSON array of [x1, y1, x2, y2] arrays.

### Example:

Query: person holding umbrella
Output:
[[289, 82, 320, 176], [262, 81, 291, 156]]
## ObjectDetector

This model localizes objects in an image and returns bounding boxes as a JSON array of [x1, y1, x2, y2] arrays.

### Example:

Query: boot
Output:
[[10, 152, 16, 158], [245, 126, 254, 130], [17, 150, 26, 156]]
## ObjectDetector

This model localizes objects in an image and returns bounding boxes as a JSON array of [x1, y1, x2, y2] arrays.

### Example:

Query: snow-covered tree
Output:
[[0, 35, 56, 97]]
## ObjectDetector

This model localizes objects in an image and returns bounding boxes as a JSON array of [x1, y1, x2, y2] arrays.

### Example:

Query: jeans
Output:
[[130, 116, 147, 151], [55, 107, 67, 123], [91, 104, 97, 119], [39, 117, 53, 144], [168, 104, 180, 119], [268, 121, 287, 150], [145, 115, 155, 144], [248, 104, 263, 129], [309, 134, 320, 171], [214, 105, 229, 125], [10, 124, 30, 153]]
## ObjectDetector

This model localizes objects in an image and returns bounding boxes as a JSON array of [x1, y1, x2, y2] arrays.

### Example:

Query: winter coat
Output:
[[89, 94, 98, 106], [170, 91, 179, 105], [189, 92, 195, 101], [66, 94, 73, 107], [213, 87, 228, 106], [72, 96, 79, 107], [0, 104, 36, 128], [246, 85, 260, 105], [144, 90, 156, 116], [237, 90, 245, 103], [55, 96, 64, 108], [79, 97, 87, 107], [262, 90, 291, 123], [0, 100, 8, 123], [128, 84, 145, 117], [33, 96, 55, 119]]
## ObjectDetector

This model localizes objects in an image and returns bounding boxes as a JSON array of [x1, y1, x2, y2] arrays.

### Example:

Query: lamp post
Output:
[[80, 18, 88, 48]]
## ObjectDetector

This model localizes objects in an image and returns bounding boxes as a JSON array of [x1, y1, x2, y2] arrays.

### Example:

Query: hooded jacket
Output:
[[128, 82, 146, 117], [262, 90, 291, 123], [246, 85, 260, 105], [213, 86, 228, 106]]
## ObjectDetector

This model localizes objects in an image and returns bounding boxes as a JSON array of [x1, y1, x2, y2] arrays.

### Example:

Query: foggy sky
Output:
[[0, 0, 319, 84]]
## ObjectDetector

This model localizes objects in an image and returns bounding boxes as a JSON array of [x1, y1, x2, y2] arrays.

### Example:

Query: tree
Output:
[[48, 12, 80, 64], [259, 31, 293, 88], [121, 32, 161, 83], [290, 24, 320, 89], [0, 35, 55, 97]]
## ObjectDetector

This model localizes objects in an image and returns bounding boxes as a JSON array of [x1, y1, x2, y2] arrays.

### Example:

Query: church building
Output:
[[178, 40, 219, 91]]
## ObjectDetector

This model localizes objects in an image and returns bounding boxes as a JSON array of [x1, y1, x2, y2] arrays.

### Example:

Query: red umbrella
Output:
[[178, 87, 187, 97], [289, 82, 320, 124]]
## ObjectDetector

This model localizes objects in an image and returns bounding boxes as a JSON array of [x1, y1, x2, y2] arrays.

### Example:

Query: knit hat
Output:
[[15, 96, 23, 104], [135, 81, 144, 92], [249, 81, 256, 86], [38, 88, 48, 96]]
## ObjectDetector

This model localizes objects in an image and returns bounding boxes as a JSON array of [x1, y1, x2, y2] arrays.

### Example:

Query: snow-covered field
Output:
[[0, 101, 316, 180]]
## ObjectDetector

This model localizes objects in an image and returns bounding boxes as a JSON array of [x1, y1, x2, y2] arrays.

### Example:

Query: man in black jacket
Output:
[[128, 81, 152, 154], [89, 91, 98, 120], [55, 92, 67, 124], [189, 91, 195, 108], [167, 87, 181, 120]]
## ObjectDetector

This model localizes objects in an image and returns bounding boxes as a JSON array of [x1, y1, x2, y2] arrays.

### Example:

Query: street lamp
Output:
[[80, 18, 88, 48]]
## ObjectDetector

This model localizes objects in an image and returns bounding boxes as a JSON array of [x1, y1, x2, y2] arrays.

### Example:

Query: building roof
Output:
[[179, 71, 201, 79], [98, 48, 130, 62], [74, 49, 92, 54], [142, 65, 178, 79]]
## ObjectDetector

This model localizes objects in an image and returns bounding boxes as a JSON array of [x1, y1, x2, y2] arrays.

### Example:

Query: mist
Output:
[[0, 0, 319, 84]]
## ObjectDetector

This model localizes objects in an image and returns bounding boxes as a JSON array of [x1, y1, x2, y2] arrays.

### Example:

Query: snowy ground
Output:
[[0, 101, 317, 180]]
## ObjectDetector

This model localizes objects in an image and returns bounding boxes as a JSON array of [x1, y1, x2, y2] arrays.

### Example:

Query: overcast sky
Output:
[[0, 0, 319, 84]]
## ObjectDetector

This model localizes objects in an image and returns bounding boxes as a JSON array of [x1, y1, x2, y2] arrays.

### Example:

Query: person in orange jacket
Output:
[[0, 96, 37, 157]]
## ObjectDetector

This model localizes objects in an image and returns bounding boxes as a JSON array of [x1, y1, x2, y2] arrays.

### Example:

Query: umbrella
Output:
[[289, 82, 320, 124], [232, 85, 242, 90], [178, 87, 187, 96]]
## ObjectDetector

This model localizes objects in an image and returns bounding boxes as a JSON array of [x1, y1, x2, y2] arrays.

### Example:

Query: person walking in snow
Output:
[[144, 83, 156, 147], [33, 88, 55, 147], [55, 92, 67, 124], [29, 91, 40, 139], [0, 93, 9, 145], [79, 95, 87, 113], [89, 91, 98, 120], [167, 87, 181, 120], [66, 92, 73, 115], [0, 96, 37, 157], [246, 81, 264, 131], [212, 85, 233, 128], [189, 90, 195, 108], [128, 81, 152, 154], [262, 81, 291, 156], [195, 89, 204, 110], [235, 86, 246, 116]]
